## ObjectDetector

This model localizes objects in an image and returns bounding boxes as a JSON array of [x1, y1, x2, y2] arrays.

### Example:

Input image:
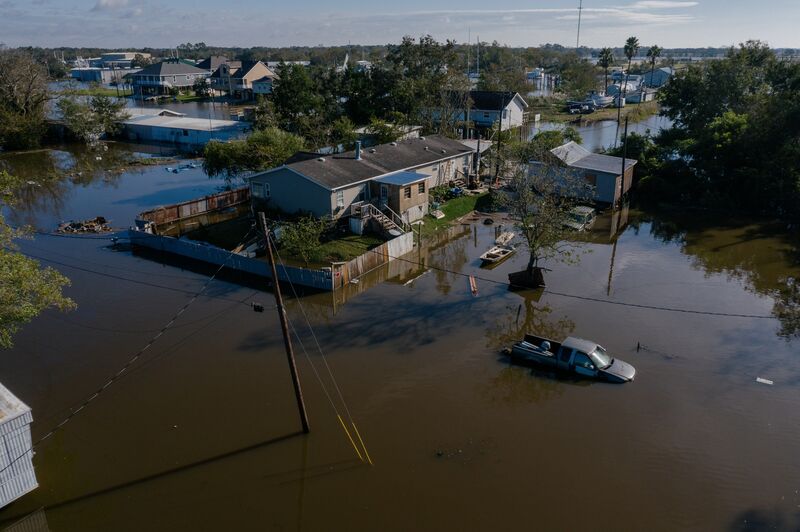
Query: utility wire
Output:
[[22, 252, 259, 306], [0, 229, 256, 482], [270, 237, 372, 464], [360, 243, 777, 320]]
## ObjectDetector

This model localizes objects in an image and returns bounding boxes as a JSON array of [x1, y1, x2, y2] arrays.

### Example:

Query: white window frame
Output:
[[336, 190, 344, 208]]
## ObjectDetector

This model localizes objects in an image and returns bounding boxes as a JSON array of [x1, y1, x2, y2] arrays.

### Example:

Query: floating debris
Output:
[[56, 216, 111, 234], [469, 275, 478, 296], [756, 377, 774, 385]]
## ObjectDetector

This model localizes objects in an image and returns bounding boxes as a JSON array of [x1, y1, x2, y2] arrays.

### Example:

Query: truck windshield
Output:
[[589, 346, 612, 369]]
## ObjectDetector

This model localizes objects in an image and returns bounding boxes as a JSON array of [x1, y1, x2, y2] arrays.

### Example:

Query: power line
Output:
[[360, 244, 777, 320], [0, 230, 256, 482], [22, 252, 259, 306]]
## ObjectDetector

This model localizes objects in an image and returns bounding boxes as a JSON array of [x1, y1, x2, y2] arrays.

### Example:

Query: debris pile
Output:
[[57, 216, 111, 234]]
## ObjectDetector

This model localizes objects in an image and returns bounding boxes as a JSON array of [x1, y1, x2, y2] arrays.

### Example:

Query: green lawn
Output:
[[174, 94, 211, 103], [528, 99, 659, 124], [421, 192, 491, 237], [316, 233, 385, 262]]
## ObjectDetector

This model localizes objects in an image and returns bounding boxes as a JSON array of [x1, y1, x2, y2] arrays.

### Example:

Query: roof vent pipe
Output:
[[355, 140, 362, 161]]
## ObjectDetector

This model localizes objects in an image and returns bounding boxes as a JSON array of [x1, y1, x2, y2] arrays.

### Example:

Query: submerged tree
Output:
[[0, 171, 75, 348], [0, 49, 51, 150], [58, 95, 129, 146], [500, 160, 593, 287]]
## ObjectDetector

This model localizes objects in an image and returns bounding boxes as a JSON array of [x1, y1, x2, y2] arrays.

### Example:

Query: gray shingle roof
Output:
[[133, 60, 209, 77], [551, 141, 636, 175], [264, 136, 474, 190]]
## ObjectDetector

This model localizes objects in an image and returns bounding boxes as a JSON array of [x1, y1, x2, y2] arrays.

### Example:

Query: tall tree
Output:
[[646, 45, 662, 87], [203, 127, 305, 180], [598, 47, 614, 92], [58, 95, 129, 146], [0, 50, 51, 150], [623, 36, 640, 98], [0, 171, 76, 348]]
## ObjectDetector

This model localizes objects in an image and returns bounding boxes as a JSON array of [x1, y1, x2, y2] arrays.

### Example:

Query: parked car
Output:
[[507, 334, 636, 383]]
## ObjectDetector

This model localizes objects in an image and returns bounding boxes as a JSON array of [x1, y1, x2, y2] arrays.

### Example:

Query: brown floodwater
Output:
[[1, 144, 800, 531]]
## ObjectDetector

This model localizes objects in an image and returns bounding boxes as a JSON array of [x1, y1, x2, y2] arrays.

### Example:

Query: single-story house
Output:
[[120, 111, 248, 148], [642, 67, 674, 88], [248, 136, 476, 225], [252, 76, 276, 95], [129, 59, 209, 95], [434, 91, 529, 131], [534, 141, 637, 204]]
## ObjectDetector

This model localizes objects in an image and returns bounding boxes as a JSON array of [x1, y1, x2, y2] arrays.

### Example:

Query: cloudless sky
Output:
[[0, 0, 798, 49]]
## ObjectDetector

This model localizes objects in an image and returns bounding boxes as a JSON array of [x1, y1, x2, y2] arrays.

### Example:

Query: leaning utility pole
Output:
[[576, 0, 584, 49], [259, 212, 310, 434]]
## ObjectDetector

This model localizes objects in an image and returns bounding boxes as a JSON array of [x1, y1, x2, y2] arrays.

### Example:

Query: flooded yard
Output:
[[1, 143, 799, 530]]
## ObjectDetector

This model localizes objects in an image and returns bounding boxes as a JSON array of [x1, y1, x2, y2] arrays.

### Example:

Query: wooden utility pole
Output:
[[259, 212, 310, 433], [619, 117, 629, 205]]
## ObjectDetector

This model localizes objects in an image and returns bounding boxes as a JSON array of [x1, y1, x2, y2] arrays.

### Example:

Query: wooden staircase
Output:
[[359, 203, 405, 236]]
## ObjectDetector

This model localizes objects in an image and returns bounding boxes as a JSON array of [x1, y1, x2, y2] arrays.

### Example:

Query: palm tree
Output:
[[646, 45, 662, 87], [622, 36, 640, 98], [615, 36, 640, 147], [598, 47, 613, 93]]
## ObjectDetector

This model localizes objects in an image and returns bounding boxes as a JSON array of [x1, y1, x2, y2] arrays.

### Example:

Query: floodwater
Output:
[[1, 143, 800, 531], [529, 113, 674, 152]]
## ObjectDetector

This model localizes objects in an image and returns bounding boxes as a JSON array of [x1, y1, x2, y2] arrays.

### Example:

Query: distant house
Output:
[[252, 76, 276, 96], [210, 61, 279, 100], [248, 136, 475, 225], [642, 67, 674, 88], [120, 109, 248, 148], [434, 91, 529, 132], [196, 55, 229, 73], [532, 141, 637, 204], [129, 59, 210, 95]]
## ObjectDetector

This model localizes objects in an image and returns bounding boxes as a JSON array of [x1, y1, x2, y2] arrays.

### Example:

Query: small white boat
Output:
[[495, 231, 515, 246], [480, 245, 516, 266]]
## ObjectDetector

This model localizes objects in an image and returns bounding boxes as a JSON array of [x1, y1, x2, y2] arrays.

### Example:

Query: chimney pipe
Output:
[[355, 140, 362, 160]]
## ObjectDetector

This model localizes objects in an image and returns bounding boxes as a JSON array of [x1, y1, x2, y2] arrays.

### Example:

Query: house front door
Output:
[[380, 184, 388, 209]]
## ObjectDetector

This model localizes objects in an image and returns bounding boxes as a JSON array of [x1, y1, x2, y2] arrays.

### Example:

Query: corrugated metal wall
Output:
[[0, 410, 37, 509], [138, 188, 251, 234]]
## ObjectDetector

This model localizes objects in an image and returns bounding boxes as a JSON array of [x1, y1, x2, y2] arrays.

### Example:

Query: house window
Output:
[[336, 190, 344, 208], [173, 76, 177, 82], [182, 129, 189, 136], [585, 173, 597, 186], [251, 183, 264, 198], [356, 186, 365, 202], [502, 109, 508, 119], [404, 187, 411, 199], [483, 112, 490, 119], [418, 182, 425, 194]]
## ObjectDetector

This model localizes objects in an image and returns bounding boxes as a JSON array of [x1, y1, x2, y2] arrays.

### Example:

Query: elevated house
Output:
[[531, 141, 637, 204], [434, 91, 529, 132], [210, 61, 279, 100], [129, 59, 209, 96], [248, 136, 475, 230]]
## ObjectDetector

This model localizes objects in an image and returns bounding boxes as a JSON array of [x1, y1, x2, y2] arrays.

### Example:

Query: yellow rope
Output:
[[351, 422, 373, 466], [337, 415, 363, 462]]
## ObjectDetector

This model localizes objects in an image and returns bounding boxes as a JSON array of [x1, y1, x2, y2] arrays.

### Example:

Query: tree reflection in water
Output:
[[483, 289, 578, 406], [634, 211, 800, 339]]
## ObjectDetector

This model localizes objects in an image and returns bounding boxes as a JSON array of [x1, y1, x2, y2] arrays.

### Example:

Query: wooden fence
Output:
[[331, 232, 415, 288]]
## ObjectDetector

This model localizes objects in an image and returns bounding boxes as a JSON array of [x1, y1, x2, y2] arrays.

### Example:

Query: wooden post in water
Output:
[[259, 212, 310, 434]]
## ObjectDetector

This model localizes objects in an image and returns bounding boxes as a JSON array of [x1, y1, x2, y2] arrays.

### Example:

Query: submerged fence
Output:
[[332, 232, 415, 288], [137, 187, 251, 237]]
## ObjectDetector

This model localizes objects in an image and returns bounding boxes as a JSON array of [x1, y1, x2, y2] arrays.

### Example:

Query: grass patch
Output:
[[420, 192, 490, 237], [174, 94, 210, 103], [528, 98, 660, 124], [316, 233, 385, 262]]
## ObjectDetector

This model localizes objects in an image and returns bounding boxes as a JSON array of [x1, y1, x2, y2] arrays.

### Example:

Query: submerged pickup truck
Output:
[[508, 334, 636, 383]]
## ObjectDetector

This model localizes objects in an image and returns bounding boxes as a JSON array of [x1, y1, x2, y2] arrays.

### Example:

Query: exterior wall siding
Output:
[[250, 168, 332, 218]]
